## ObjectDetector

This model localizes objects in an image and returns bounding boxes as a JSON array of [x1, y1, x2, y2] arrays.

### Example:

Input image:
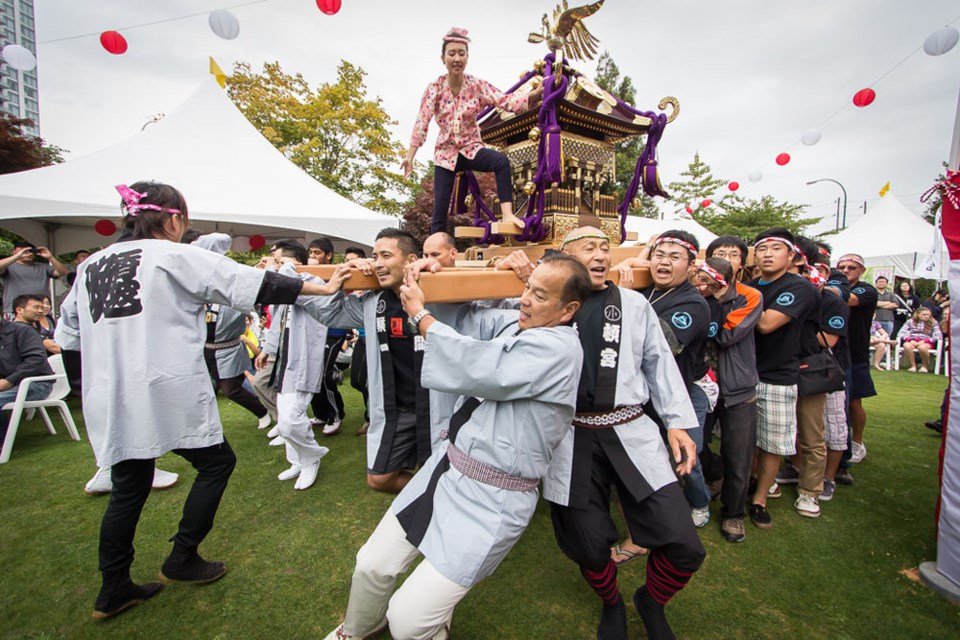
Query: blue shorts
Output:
[[849, 362, 877, 400]]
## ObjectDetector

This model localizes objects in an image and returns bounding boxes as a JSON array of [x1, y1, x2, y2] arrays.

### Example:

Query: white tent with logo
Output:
[[829, 192, 947, 280], [0, 78, 398, 254]]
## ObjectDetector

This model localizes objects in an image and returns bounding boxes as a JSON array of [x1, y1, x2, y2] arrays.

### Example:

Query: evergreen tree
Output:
[[666, 151, 728, 218], [699, 194, 818, 239]]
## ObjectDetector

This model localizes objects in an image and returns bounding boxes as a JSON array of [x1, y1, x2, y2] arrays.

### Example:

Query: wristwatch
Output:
[[408, 309, 433, 334]]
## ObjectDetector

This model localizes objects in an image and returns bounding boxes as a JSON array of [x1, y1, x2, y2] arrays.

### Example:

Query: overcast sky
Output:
[[31, 0, 960, 234]]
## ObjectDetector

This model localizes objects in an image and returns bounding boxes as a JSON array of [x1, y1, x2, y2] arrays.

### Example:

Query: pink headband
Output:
[[443, 27, 470, 45], [115, 184, 181, 216], [697, 264, 727, 288], [753, 236, 795, 251], [837, 253, 865, 268], [653, 236, 697, 257]]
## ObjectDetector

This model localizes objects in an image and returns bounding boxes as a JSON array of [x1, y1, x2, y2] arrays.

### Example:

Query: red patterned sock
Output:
[[581, 560, 622, 606], [644, 550, 694, 605]]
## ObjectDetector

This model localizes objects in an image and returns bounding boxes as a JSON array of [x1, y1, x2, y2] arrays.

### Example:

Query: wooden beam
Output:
[[490, 221, 524, 235], [297, 265, 652, 303], [454, 226, 486, 239]]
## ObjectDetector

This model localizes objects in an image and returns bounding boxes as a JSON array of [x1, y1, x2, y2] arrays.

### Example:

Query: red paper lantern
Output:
[[685, 206, 693, 214], [316, 0, 342, 15], [94, 219, 117, 236], [100, 31, 128, 55], [852, 88, 876, 108], [728, 181, 740, 192], [701, 199, 712, 208], [775, 153, 791, 166], [249, 234, 266, 251]]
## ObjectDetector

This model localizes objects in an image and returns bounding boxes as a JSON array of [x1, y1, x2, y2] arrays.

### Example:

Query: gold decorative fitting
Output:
[[528, 126, 541, 142], [658, 96, 680, 123], [631, 197, 641, 209], [464, 194, 475, 207], [523, 181, 537, 196], [533, 59, 546, 72]]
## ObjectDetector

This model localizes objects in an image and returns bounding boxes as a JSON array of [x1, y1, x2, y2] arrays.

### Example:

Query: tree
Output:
[[228, 60, 413, 215], [0, 114, 65, 174], [697, 194, 819, 240], [402, 169, 496, 248], [666, 152, 729, 218], [592, 52, 659, 219]]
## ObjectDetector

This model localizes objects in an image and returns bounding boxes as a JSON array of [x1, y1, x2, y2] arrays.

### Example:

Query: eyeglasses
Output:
[[692, 272, 721, 293], [837, 264, 860, 271], [711, 250, 740, 261]]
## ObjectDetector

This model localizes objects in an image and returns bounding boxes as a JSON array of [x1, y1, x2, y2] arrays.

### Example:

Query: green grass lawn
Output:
[[1, 370, 959, 639]]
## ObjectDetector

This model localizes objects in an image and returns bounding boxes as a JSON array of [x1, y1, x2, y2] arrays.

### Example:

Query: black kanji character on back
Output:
[[86, 249, 144, 322]]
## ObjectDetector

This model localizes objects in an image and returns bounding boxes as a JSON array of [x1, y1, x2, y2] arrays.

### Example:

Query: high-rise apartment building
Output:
[[0, 0, 39, 136]]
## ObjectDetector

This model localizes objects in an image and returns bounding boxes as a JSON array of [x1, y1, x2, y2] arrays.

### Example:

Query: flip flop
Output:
[[611, 544, 647, 565]]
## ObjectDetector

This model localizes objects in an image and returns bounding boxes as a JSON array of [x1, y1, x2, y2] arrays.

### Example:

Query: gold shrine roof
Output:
[[479, 74, 654, 147]]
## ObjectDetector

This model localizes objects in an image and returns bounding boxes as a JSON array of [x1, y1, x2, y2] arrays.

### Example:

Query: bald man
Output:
[[421, 232, 459, 268]]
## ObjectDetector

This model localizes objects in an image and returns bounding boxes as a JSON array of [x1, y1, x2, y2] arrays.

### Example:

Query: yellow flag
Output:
[[879, 181, 891, 197], [209, 56, 226, 89]]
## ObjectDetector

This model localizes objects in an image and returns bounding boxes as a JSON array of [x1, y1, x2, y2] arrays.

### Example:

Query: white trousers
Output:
[[276, 390, 325, 466], [343, 509, 470, 640]]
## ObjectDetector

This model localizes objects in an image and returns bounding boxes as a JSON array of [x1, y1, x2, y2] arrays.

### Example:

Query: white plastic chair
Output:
[[0, 354, 81, 464], [893, 339, 943, 374]]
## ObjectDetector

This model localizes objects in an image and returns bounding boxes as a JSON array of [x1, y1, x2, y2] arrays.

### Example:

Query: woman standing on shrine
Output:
[[401, 27, 542, 234]]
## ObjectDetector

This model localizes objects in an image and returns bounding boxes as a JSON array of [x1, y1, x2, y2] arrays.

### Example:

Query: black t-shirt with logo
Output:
[[825, 270, 851, 303], [820, 289, 851, 371], [641, 281, 710, 386], [750, 272, 819, 385], [381, 291, 417, 409], [847, 281, 878, 364]]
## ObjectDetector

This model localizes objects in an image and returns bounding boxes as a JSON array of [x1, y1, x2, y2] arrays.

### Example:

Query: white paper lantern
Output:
[[230, 236, 251, 253], [748, 171, 763, 183], [209, 9, 240, 40], [923, 27, 959, 56], [801, 128, 822, 146], [2, 44, 36, 71]]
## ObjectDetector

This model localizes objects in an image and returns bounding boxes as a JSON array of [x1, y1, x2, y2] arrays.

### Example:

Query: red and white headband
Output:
[[697, 263, 727, 288], [753, 236, 796, 251], [653, 236, 697, 257], [443, 27, 470, 45], [837, 253, 865, 268], [116, 184, 181, 217]]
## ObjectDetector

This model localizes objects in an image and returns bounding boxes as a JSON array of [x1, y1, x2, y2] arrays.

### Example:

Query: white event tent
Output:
[[830, 192, 947, 280], [0, 78, 398, 254], [622, 214, 718, 249]]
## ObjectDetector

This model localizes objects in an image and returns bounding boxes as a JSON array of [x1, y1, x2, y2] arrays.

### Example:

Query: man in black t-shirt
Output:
[[633, 230, 713, 527], [748, 229, 818, 529], [836, 254, 878, 465]]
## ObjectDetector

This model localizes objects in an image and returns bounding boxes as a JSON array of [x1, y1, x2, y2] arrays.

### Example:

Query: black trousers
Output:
[[204, 350, 267, 419], [350, 336, 370, 421], [98, 440, 237, 572], [549, 438, 705, 574], [431, 149, 514, 233], [716, 397, 757, 520], [311, 335, 347, 424]]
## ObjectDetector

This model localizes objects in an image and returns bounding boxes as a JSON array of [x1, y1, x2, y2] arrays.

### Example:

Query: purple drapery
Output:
[[615, 111, 668, 242], [448, 171, 504, 245]]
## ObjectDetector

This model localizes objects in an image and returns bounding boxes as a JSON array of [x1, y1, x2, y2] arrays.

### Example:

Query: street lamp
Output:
[[806, 178, 848, 230], [141, 112, 165, 131]]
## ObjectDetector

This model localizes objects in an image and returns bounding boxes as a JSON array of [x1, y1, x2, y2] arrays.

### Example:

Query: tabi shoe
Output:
[[749, 503, 773, 529], [850, 441, 867, 464], [795, 494, 821, 518], [152, 468, 179, 490], [721, 517, 746, 543], [84, 467, 113, 496], [633, 585, 676, 640], [159, 543, 227, 584], [691, 506, 710, 528], [294, 447, 329, 491], [92, 570, 165, 620], [834, 469, 855, 486], [322, 621, 389, 640], [596, 596, 628, 640], [926, 419, 944, 433], [257, 414, 272, 430], [268, 435, 285, 447], [322, 419, 342, 436], [266, 425, 281, 439], [277, 464, 301, 481], [775, 464, 800, 485]]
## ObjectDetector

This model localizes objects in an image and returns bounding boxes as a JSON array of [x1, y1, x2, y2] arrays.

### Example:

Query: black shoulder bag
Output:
[[798, 332, 846, 396]]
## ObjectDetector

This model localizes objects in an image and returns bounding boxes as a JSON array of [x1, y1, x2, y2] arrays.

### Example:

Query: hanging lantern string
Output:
[[36, 0, 269, 46], [747, 13, 960, 174]]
